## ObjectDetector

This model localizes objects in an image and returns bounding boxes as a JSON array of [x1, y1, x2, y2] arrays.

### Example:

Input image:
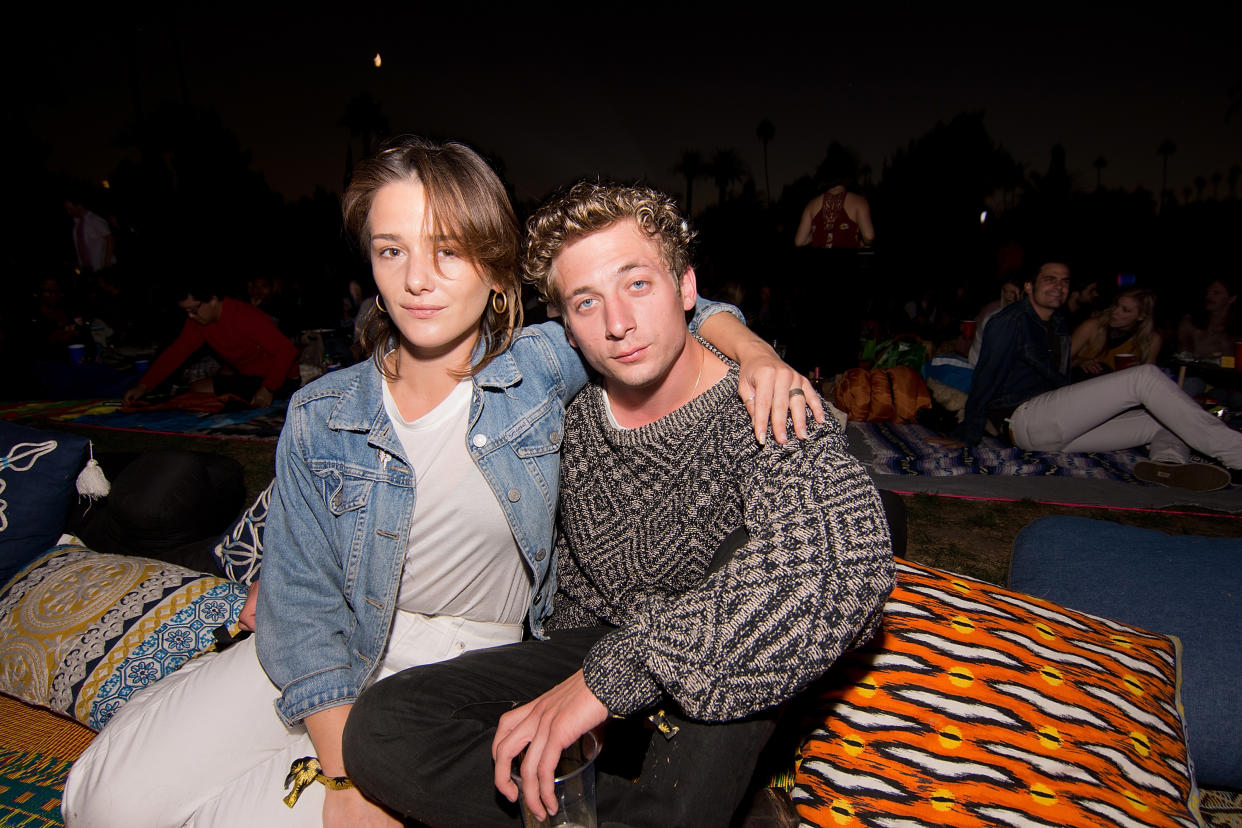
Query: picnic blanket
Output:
[[853, 421, 1147, 482], [0, 399, 285, 440]]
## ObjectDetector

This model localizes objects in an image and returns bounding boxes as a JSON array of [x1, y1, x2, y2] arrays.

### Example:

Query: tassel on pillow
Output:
[[76, 442, 111, 500]]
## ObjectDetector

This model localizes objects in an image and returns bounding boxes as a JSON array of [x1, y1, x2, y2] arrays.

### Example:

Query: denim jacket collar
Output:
[[324, 348, 525, 439]]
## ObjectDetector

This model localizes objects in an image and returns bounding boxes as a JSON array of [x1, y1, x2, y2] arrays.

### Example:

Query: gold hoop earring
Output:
[[491, 291, 508, 315], [375, 295, 387, 315]]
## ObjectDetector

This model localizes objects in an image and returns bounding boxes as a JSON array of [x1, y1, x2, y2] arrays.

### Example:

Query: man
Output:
[[955, 261, 1242, 490], [123, 283, 299, 408], [64, 197, 115, 273], [343, 183, 894, 827]]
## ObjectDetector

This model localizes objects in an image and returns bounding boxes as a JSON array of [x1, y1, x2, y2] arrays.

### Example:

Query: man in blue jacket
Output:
[[955, 262, 1241, 491]]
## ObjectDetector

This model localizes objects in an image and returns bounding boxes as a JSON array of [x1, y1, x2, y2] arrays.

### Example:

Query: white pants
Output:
[[1009, 364, 1242, 468], [62, 612, 522, 828]]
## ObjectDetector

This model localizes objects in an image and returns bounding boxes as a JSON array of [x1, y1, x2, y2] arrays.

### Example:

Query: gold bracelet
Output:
[[283, 756, 354, 807]]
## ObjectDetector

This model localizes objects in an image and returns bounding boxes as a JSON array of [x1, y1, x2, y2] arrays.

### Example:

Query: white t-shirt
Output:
[[382, 379, 531, 625]]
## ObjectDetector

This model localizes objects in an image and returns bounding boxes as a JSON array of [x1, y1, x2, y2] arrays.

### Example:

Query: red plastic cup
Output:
[[960, 319, 977, 340], [1114, 353, 1137, 371]]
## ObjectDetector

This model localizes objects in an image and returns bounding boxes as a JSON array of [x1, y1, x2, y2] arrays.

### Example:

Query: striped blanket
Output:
[[853, 421, 1147, 482]]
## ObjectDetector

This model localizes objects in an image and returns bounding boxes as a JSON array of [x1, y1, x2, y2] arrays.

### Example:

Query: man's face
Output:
[[179, 294, 223, 326], [553, 219, 697, 394], [1025, 264, 1070, 319]]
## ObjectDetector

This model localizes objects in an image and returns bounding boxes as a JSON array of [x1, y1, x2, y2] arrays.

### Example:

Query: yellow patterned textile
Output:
[[0, 543, 246, 731]]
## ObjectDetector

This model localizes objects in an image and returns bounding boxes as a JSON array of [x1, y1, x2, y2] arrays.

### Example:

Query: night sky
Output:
[[13, 7, 1241, 207]]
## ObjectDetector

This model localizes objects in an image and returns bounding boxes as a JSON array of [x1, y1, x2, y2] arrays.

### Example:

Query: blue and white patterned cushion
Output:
[[211, 479, 273, 584], [0, 543, 246, 730]]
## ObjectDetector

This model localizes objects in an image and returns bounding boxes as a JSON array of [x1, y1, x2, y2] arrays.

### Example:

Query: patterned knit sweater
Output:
[[547, 359, 894, 722]]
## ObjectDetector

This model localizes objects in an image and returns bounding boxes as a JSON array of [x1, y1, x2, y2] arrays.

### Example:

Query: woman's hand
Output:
[[1078, 359, 1107, 375], [238, 580, 259, 632], [736, 341, 826, 444], [322, 786, 401, 828]]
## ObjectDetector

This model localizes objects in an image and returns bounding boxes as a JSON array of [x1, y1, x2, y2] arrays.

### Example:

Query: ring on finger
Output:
[[789, 388, 806, 398]]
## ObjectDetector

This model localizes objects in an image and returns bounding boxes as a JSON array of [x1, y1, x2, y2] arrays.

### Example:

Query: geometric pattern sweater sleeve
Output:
[[547, 359, 895, 722]]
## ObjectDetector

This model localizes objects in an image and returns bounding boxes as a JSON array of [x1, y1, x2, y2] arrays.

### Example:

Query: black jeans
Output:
[[343, 626, 778, 828]]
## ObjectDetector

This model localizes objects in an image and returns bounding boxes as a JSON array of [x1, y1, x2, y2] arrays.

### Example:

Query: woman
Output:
[[1178, 278, 1238, 359], [793, 184, 875, 248], [63, 137, 817, 827], [1070, 288, 1161, 376]]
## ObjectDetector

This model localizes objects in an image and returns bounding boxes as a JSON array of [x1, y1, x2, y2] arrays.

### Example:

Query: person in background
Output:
[[968, 280, 1022, 366], [955, 261, 1241, 491], [1064, 277, 1100, 330], [64, 195, 115, 273], [121, 278, 300, 409], [794, 180, 874, 249], [1178, 278, 1238, 360], [1070, 288, 1161, 377]]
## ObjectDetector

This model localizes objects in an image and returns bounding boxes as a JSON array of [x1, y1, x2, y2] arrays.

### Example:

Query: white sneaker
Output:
[[1134, 460, 1231, 492]]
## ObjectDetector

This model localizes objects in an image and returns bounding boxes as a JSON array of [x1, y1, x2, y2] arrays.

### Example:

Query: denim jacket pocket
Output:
[[505, 398, 565, 460], [316, 468, 373, 516]]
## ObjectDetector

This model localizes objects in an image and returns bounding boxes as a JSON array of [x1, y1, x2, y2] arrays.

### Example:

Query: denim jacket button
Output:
[[472, 434, 488, 447], [549, 430, 560, 445], [535, 548, 546, 561], [507, 488, 521, 502]]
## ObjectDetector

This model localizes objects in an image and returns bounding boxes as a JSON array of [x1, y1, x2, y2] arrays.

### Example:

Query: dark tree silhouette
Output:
[[756, 118, 775, 202], [1229, 165, 1241, 199], [1093, 156, 1108, 190], [673, 149, 705, 215], [340, 93, 390, 176], [1211, 171, 1223, 199], [708, 149, 747, 206], [1157, 138, 1177, 211]]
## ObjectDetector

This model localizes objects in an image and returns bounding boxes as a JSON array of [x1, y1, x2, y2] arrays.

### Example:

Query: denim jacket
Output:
[[956, 298, 1069, 446], [256, 301, 740, 726]]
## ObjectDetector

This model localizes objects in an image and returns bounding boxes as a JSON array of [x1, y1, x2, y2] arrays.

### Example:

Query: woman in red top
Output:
[[794, 184, 875, 248]]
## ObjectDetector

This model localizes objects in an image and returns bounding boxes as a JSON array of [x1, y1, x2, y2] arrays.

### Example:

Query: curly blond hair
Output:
[[522, 181, 695, 307]]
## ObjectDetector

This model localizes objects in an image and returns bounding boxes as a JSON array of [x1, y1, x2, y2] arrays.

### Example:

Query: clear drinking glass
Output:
[[510, 730, 601, 828]]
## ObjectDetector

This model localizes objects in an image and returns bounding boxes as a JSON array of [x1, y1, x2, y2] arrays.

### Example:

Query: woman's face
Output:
[[368, 177, 497, 364], [1109, 296, 1142, 330], [1205, 281, 1236, 313], [1001, 283, 1021, 305]]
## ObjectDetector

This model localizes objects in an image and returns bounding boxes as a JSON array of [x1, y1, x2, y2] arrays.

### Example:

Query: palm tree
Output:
[[672, 150, 705, 215], [1092, 156, 1108, 190], [708, 149, 747, 206], [340, 93, 390, 162], [1211, 171, 1224, 199], [1157, 139, 1177, 211], [755, 118, 775, 202]]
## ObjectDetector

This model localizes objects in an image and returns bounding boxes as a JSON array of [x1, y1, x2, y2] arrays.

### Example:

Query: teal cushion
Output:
[[1008, 515, 1242, 788]]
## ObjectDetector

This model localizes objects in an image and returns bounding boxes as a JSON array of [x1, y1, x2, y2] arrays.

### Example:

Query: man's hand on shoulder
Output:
[[492, 669, 608, 821]]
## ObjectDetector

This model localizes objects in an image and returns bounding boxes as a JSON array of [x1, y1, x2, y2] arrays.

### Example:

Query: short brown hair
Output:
[[342, 135, 522, 378], [521, 181, 695, 308]]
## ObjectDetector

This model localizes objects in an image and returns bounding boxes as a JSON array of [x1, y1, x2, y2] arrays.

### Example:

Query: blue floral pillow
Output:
[[0, 422, 89, 587]]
